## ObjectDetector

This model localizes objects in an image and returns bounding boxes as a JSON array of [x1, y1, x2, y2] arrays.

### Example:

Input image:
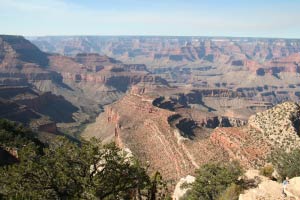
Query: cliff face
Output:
[[86, 87, 296, 180], [0, 86, 78, 135], [17, 92, 78, 123], [0, 35, 49, 67], [0, 35, 170, 137], [28, 36, 300, 107], [211, 101, 300, 168], [0, 35, 63, 85], [0, 35, 164, 91], [48, 54, 167, 92], [246, 53, 300, 76], [98, 94, 198, 180], [83, 92, 229, 181], [30, 36, 300, 64]]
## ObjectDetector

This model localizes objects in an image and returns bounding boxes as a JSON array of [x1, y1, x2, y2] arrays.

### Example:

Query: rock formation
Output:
[[248, 102, 300, 149], [82, 92, 229, 181], [239, 170, 300, 200], [211, 102, 300, 168], [0, 35, 168, 137], [2, 35, 300, 187], [173, 175, 195, 200], [29, 36, 300, 107]]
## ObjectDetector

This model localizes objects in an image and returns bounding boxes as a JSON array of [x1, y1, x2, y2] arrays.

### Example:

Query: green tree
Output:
[[0, 119, 172, 199], [269, 148, 300, 180], [0, 118, 43, 149], [184, 161, 243, 200], [146, 171, 171, 200], [0, 136, 167, 199]]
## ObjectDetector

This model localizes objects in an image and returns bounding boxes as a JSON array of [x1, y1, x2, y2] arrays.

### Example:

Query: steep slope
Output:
[[83, 89, 230, 181], [0, 35, 61, 86], [84, 93, 300, 182], [0, 35, 170, 137], [0, 35, 49, 67], [248, 102, 300, 149], [0, 35, 80, 135], [0, 86, 76, 135], [211, 102, 300, 168]]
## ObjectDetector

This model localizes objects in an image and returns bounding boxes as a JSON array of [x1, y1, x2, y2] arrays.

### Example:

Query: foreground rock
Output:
[[240, 170, 300, 200], [173, 175, 195, 200]]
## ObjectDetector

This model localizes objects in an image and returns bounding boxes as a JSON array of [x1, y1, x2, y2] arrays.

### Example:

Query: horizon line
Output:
[[0, 34, 298, 40], [20, 34, 300, 40]]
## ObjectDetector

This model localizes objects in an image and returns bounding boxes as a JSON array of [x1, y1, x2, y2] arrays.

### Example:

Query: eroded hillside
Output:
[[0, 35, 166, 138], [84, 84, 300, 182]]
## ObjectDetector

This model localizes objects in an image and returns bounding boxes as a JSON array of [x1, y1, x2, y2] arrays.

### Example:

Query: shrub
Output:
[[259, 164, 274, 178], [269, 148, 300, 180], [217, 183, 242, 200], [183, 161, 243, 200]]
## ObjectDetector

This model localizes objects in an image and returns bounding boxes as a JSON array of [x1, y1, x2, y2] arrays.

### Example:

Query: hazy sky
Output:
[[0, 0, 299, 38]]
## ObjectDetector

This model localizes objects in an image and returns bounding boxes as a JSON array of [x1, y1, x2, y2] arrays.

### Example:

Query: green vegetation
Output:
[[183, 161, 243, 200], [0, 119, 170, 199], [259, 164, 274, 178], [0, 119, 43, 149], [269, 148, 300, 180], [217, 183, 243, 200]]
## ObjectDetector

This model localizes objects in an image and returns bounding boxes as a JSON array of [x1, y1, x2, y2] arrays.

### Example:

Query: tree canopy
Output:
[[269, 148, 300, 180], [183, 162, 243, 200], [0, 119, 170, 199]]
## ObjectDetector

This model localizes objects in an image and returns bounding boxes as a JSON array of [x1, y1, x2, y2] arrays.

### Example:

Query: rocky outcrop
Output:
[[0, 100, 41, 125], [247, 53, 300, 76], [0, 35, 49, 67], [211, 101, 300, 168], [0, 147, 18, 166], [49, 53, 167, 92], [0, 85, 76, 135], [173, 175, 195, 200], [248, 102, 300, 150], [0, 35, 64, 86], [152, 90, 248, 130], [0, 99, 59, 135], [83, 93, 228, 181], [239, 170, 300, 200]]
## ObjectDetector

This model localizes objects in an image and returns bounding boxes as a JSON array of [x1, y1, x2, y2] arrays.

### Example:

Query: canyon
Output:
[[30, 36, 300, 105], [2, 35, 300, 186], [0, 35, 166, 139]]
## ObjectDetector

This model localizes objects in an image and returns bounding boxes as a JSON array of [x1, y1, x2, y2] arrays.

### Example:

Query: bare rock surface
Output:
[[173, 175, 195, 200], [240, 170, 300, 200]]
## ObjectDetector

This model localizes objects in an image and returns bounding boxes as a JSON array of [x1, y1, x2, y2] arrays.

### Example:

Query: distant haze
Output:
[[0, 0, 299, 38]]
